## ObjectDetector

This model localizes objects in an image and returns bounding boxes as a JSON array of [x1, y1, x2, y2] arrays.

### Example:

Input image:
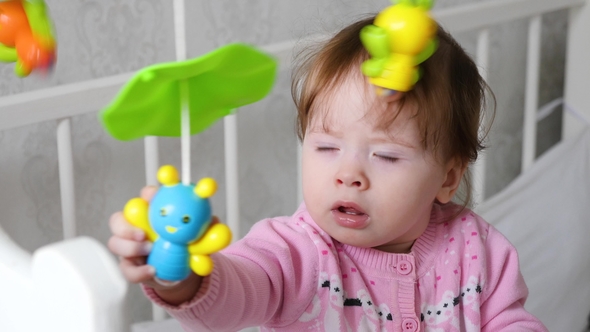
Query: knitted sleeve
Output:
[[144, 216, 320, 331], [480, 225, 548, 332]]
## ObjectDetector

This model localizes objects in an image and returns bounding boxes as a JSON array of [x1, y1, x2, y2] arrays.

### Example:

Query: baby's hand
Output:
[[107, 186, 206, 304], [107, 186, 158, 286]]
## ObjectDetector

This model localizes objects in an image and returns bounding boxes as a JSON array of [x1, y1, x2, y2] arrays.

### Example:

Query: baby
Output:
[[108, 16, 547, 332]]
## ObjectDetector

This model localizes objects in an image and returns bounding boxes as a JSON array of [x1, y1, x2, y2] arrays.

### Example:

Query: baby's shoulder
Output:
[[431, 206, 517, 261], [431, 207, 495, 253], [441, 209, 491, 235]]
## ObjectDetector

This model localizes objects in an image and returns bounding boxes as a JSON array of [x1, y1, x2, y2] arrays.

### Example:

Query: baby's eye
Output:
[[182, 215, 190, 223], [317, 147, 338, 152], [160, 208, 167, 216], [375, 154, 398, 163]]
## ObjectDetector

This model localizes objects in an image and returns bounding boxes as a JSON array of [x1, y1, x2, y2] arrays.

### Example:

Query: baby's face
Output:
[[301, 75, 452, 253]]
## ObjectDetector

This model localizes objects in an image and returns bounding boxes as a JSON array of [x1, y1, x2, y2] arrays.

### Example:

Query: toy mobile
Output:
[[101, 44, 277, 281]]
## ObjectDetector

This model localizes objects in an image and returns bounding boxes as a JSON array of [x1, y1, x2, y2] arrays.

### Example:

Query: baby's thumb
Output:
[[140, 185, 158, 202]]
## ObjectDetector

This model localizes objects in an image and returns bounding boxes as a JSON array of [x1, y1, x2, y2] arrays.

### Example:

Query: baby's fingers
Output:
[[140, 185, 158, 202], [108, 236, 152, 258], [109, 211, 145, 241], [119, 258, 155, 284]]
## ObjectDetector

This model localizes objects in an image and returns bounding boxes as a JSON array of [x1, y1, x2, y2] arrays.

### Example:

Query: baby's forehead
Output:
[[309, 106, 415, 138], [310, 95, 409, 129]]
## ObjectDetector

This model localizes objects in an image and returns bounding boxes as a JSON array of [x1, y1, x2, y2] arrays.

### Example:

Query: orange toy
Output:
[[0, 0, 56, 77]]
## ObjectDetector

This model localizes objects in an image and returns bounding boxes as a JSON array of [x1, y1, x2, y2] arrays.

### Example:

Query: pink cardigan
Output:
[[145, 203, 547, 332]]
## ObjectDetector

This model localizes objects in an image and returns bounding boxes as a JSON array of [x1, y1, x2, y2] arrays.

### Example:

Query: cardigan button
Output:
[[402, 318, 419, 331], [396, 260, 413, 275]]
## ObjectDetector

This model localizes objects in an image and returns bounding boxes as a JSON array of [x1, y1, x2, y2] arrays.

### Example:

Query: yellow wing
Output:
[[123, 197, 158, 242], [190, 255, 214, 276], [188, 223, 232, 256], [187, 223, 232, 276]]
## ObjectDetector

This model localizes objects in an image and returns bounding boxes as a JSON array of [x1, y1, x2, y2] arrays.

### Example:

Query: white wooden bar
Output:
[[297, 143, 303, 205], [0, 73, 131, 131], [472, 28, 489, 207], [564, 0, 590, 138], [173, 0, 187, 62], [57, 118, 76, 239], [522, 15, 542, 172], [434, 0, 584, 33]]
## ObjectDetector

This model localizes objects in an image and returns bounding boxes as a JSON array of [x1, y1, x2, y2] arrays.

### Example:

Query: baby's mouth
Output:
[[332, 201, 366, 215], [338, 206, 365, 215], [331, 202, 370, 229]]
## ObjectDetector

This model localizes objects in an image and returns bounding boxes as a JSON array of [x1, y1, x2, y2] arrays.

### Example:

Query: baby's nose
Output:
[[335, 165, 369, 190]]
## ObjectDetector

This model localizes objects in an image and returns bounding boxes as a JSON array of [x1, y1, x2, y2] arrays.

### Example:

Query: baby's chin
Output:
[[328, 228, 415, 253], [372, 241, 415, 254], [323, 228, 380, 248]]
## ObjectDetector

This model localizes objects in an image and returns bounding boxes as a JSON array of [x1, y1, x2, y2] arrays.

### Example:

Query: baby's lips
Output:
[[331, 201, 367, 215]]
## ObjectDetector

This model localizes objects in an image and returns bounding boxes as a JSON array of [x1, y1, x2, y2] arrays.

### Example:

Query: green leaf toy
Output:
[[100, 43, 277, 141]]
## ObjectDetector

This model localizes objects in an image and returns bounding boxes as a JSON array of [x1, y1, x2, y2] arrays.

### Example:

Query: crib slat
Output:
[[297, 143, 303, 205], [473, 28, 490, 207], [57, 118, 77, 239], [224, 114, 240, 239], [563, 0, 590, 139], [522, 15, 542, 172]]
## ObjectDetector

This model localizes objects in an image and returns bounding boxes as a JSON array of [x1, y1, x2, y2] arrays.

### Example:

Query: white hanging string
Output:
[[173, 0, 190, 185], [536, 97, 563, 122], [147, 0, 187, 323], [180, 81, 191, 185], [563, 102, 590, 126], [535, 97, 590, 127]]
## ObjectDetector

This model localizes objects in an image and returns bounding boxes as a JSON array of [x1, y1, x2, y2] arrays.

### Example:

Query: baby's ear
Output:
[[436, 158, 466, 204]]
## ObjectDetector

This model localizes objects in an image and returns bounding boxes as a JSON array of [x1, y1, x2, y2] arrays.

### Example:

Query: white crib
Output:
[[1, 0, 590, 331]]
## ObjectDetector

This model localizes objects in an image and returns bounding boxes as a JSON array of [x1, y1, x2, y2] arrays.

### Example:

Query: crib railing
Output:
[[434, 0, 586, 205], [2, 0, 590, 331]]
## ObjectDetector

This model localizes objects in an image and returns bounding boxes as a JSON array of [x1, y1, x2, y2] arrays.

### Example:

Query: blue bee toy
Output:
[[123, 165, 232, 281]]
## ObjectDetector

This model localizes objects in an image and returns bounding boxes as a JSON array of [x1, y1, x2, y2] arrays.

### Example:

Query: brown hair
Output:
[[291, 16, 494, 208]]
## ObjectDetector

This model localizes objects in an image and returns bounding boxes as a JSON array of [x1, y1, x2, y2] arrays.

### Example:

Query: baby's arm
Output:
[[110, 194, 318, 330], [144, 217, 320, 331], [480, 226, 548, 332], [107, 186, 203, 305]]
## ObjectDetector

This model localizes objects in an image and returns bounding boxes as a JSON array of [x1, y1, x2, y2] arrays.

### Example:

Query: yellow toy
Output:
[[360, 0, 437, 94], [123, 165, 232, 279]]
